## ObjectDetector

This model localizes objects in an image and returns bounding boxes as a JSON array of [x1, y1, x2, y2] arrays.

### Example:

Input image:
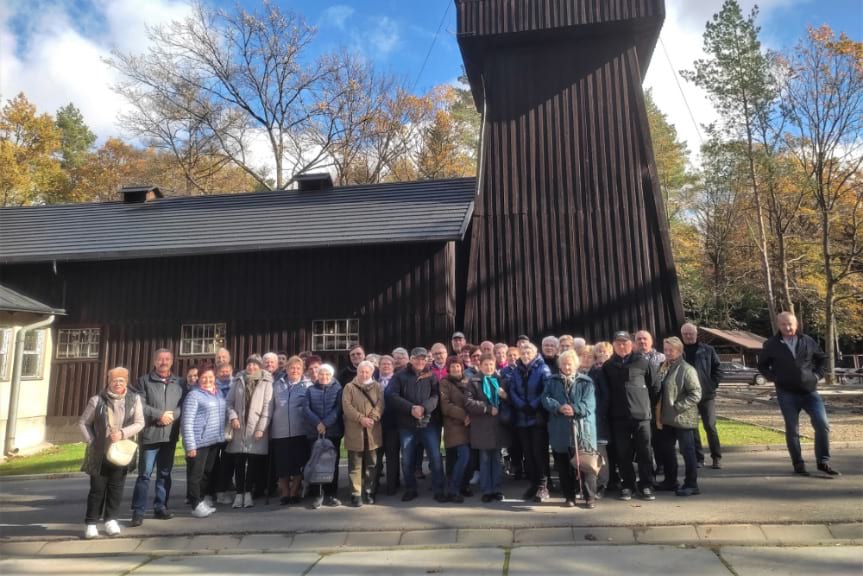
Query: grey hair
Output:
[[573, 338, 587, 349], [318, 364, 335, 376], [542, 335, 560, 347], [681, 322, 698, 333], [262, 352, 278, 362], [357, 360, 376, 373], [391, 347, 409, 358]]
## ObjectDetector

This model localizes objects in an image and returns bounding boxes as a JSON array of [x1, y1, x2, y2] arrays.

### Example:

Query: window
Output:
[[312, 319, 359, 351], [56, 328, 101, 359], [21, 330, 46, 379], [0, 329, 11, 380], [180, 323, 226, 356]]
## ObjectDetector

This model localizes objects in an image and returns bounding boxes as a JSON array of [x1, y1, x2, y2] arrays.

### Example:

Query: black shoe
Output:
[[584, 500, 596, 509], [654, 465, 664, 476], [363, 492, 375, 505], [533, 487, 550, 502], [521, 487, 537, 501], [676, 486, 701, 497], [401, 490, 418, 502], [640, 487, 656, 501], [309, 495, 324, 509], [280, 496, 291, 506], [481, 494, 494, 503], [153, 509, 174, 520], [654, 482, 679, 492], [493, 492, 505, 501], [130, 514, 144, 527], [323, 496, 341, 507], [794, 462, 811, 476], [619, 488, 633, 501], [450, 494, 464, 503], [289, 496, 302, 505], [350, 495, 362, 508], [460, 487, 474, 497], [711, 457, 722, 470], [817, 463, 841, 476], [433, 493, 448, 503], [564, 499, 576, 508]]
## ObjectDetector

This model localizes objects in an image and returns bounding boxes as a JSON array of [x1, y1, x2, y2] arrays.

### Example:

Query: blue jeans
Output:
[[776, 389, 831, 465], [447, 444, 471, 495], [131, 442, 176, 515], [478, 449, 503, 495], [399, 426, 444, 494], [657, 426, 698, 489]]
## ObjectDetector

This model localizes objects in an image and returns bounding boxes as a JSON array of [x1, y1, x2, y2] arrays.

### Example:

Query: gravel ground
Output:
[[716, 385, 863, 442]]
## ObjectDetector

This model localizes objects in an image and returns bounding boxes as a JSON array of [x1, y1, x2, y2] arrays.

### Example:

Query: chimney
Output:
[[120, 184, 163, 204], [294, 172, 333, 192]]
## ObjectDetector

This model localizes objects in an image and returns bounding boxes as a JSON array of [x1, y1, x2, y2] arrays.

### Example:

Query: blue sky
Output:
[[2, 0, 861, 160]]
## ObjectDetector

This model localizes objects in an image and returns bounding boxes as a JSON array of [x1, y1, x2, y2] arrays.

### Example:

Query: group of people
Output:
[[79, 311, 839, 539]]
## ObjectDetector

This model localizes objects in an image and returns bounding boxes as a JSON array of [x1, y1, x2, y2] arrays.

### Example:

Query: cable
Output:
[[659, 35, 704, 147], [412, 0, 452, 92]]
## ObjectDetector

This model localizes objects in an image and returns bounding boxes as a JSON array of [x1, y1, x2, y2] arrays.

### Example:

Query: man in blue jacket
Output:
[[758, 312, 839, 476], [130, 348, 184, 526]]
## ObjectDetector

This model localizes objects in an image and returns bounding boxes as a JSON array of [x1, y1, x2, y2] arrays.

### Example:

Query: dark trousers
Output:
[[603, 439, 622, 489], [656, 426, 698, 489], [445, 444, 472, 494], [612, 419, 654, 491], [552, 450, 597, 502], [311, 437, 342, 498], [377, 426, 401, 493], [85, 460, 126, 524], [517, 425, 549, 490], [211, 442, 234, 494], [232, 453, 266, 494], [186, 445, 219, 507], [694, 398, 722, 462], [507, 427, 524, 475]]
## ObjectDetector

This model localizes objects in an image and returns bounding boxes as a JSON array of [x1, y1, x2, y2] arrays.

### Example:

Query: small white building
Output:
[[0, 284, 63, 455]]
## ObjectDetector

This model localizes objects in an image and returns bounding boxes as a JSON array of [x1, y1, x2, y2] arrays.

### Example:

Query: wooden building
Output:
[[0, 0, 684, 435]]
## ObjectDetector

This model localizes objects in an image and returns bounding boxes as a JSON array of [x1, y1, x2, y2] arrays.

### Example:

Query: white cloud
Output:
[[643, 0, 809, 165], [367, 16, 400, 57], [320, 5, 355, 31], [0, 0, 189, 141]]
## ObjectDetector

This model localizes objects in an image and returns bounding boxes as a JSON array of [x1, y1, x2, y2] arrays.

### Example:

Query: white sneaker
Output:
[[216, 492, 232, 505], [232, 493, 244, 509], [104, 519, 121, 537], [192, 501, 215, 518], [203, 495, 215, 508], [469, 471, 480, 485], [84, 524, 99, 539], [242, 492, 254, 508]]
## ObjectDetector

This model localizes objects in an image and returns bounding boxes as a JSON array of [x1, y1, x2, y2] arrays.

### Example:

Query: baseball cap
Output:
[[410, 347, 428, 358], [613, 331, 632, 342], [451, 331, 466, 339]]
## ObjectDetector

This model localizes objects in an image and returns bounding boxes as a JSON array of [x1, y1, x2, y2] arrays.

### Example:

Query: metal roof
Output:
[[699, 328, 767, 350], [0, 284, 65, 315], [0, 177, 477, 264]]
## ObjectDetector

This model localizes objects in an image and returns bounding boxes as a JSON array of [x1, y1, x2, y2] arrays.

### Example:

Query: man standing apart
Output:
[[680, 323, 723, 469], [758, 312, 839, 476], [131, 348, 184, 526]]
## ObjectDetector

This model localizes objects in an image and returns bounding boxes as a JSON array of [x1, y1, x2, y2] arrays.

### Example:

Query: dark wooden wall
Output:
[[1, 242, 456, 417], [460, 23, 684, 343]]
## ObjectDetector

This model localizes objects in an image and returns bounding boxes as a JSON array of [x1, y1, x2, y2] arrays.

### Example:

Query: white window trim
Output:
[[21, 329, 46, 380], [0, 328, 11, 381], [179, 322, 227, 357], [56, 327, 101, 360], [311, 319, 360, 352]]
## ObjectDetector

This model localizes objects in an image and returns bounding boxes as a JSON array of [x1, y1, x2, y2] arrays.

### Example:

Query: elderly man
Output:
[[429, 343, 450, 381], [376, 355, 402, 495], [451, 332, 468, 356], [387, 347, 446, 502], [758, 312, 838, 476], [339, 345, 366, 386], [635, 330, 665, 371], [680, 323, 723, 469], [130, 348, 184, 526], [541, 336, 561, 375], [391, 347, 410, 371]]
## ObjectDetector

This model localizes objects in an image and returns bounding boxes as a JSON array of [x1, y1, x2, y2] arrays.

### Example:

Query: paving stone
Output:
[[82, 538, 143, 554], [344, 531, 402, 547], [134, 536, 192, 554], [289, 531, 347, 550], [513, 527, 573, 544], [0, 541, 46, 556], [636, 525, 700, 544], [720, 546, 863, 576], [828, 523, 863, 540], [130, 553, 320, 575], [0, 555, 149, 575], [696, 524, 767, 543], [308, 547, 505, 575], [39, 540, 94, 555], [399, 529, 458, 546], [188, 534, 242, 551], [509, 545, 730, 575], [760, 524, 834, 544], [456, 528, 512, 546], [572, 527, 636, 544], [234, 533, 294, 552]]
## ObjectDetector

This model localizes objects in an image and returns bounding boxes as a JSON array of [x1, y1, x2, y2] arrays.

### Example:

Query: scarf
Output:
[[482, 375, 500, 408], [106, 388, 126, 400], [244, 371, 261, 418]]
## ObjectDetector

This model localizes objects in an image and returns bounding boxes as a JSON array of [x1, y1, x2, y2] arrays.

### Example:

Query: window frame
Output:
[[20, 329, 46, 380], [179, 322, 227, 357], [56, 327, 102, 360], [0, 328, 11, 381], [311, 319, 360, 352]]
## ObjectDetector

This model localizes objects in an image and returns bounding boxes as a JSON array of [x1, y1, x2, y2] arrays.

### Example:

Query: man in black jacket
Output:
[[603, 332, 660, 501], [130, 348, 184, 526], [386, 347, 446, 502], [680, 323, 723, 469], [758, 312, 839, 476]]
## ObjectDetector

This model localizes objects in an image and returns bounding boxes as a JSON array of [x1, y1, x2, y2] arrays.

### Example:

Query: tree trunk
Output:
[[820, 207, 836, 385], [775, 231, 795, 315]]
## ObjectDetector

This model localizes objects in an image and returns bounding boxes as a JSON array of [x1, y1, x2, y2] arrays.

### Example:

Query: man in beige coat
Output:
[[342, 361, 383, 507]]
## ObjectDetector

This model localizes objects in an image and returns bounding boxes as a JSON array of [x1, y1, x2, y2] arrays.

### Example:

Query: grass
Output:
[[0, 418, 786, 477]]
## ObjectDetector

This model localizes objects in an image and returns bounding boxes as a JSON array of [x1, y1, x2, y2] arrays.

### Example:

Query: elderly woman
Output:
[[271, 355, 309, 505], [226, 355, 273, 509], [542, 351, 598, 508], [182, 365, 227, 518], [464, 353, 510, 502], [440, 357, 472, 502], [578, 345, 595, 375], [509, 342, 552, 502], [541, 336, 561, 375], [655, 337, 703, 497], [304, 363, 343, 508], [342, 360, 383, 507], [588, 342, 616, 496], [79, 367, 144, 539]]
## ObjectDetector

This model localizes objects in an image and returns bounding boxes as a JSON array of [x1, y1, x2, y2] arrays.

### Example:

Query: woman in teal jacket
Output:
[[542, 350, 598, 508]]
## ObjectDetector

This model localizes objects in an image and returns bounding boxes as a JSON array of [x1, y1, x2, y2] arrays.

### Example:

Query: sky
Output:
[[1, 0, 861, 166]]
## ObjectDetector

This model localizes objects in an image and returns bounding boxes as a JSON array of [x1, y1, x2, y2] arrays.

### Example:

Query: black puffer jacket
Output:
[[602, 352, 659, 422], [386, 364, 440, 430], [683, 343, 721, 401], [758, 332, 827, 394], [133, 371, 184, 445]]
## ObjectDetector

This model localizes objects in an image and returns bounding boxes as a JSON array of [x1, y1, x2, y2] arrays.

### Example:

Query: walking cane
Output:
[[264, 440, 272, 505]]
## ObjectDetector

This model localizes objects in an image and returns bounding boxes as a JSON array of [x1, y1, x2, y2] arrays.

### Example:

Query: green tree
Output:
[[55, 103, 96, 170]]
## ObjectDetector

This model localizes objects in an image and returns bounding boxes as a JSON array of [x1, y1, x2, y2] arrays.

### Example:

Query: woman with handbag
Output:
[[182, 365, 227, 518], [79, 367, 144, 539], [542, 350, 599, 509], [342, 360, 383, 507]]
